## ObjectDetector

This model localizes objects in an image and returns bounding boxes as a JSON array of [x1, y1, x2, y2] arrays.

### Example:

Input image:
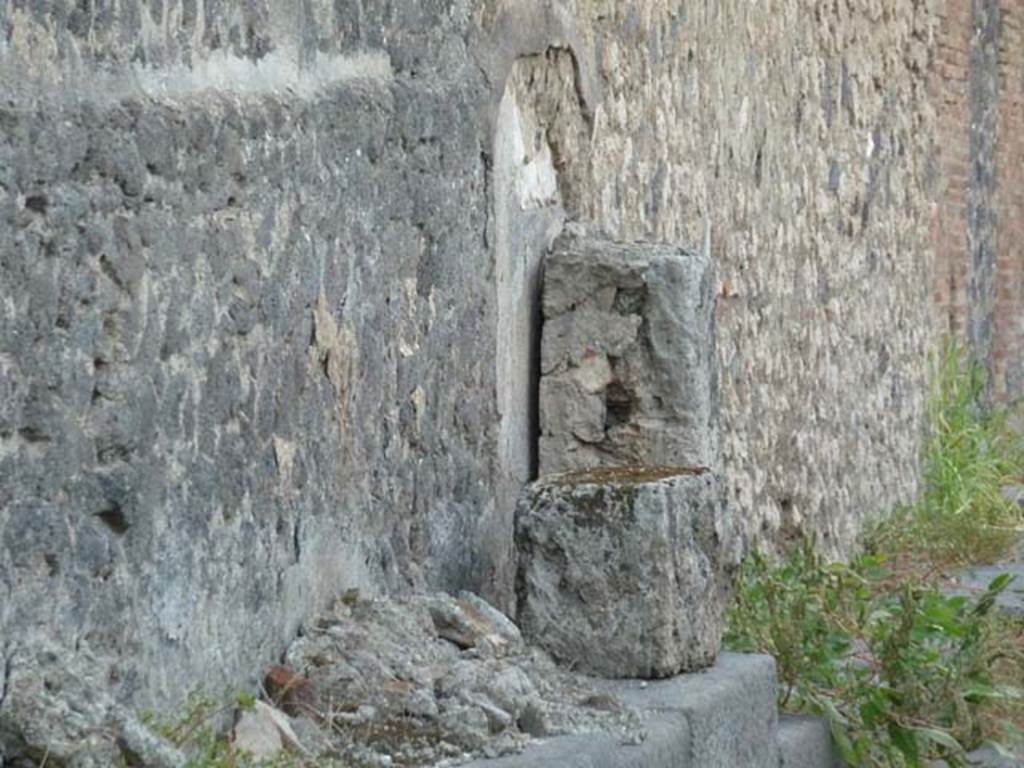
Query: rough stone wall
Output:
[[0, 0, 992, 753], [561, 0, 938, 551], [0, 0, 505, 727], [931, 0, 973, 339]]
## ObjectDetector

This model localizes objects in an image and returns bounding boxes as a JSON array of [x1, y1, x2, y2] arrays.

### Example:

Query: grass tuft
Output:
[[868, 342, 1024, 566]]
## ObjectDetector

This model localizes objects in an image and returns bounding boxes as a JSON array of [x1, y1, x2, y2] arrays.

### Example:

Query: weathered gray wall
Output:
[[0, 0, 948, 758], [0, 0, 507, 742]]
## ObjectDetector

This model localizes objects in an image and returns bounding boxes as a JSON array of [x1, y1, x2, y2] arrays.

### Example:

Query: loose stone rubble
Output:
[[516, 466, 734, 679], [231, 701, 303, 760], [0, 641, 187, 768], [262, 591, 644, 767]]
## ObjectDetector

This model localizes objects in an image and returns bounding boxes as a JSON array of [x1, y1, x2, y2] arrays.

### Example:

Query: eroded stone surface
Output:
[[538, 224, 717, 474], [516, 469, 735, 679], [0, 641, 185, 768]]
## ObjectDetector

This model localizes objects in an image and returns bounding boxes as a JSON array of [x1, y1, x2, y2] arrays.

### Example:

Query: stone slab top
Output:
[[538, 464, 711, 487], [464, 653, 781, 768]]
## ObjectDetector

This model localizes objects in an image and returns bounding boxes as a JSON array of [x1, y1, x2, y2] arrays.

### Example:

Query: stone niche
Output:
[[491, 49, 589, 608], [537, 224, 717, 476]]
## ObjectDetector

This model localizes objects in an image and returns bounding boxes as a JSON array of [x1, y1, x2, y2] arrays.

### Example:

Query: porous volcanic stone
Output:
[[515, 466, 731, 679], [538, 225, 717, 475]]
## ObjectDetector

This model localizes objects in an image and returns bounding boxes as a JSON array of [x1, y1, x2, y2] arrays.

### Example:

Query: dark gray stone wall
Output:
[[0, 2, 543, 744]]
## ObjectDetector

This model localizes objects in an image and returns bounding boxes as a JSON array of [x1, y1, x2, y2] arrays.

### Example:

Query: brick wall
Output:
[[993, 0, 1024, 401], [931, 0, 972, 338], [933, 0, 1024, 403]]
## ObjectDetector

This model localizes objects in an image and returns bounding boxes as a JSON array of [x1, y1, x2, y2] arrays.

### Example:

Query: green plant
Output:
[[870, 342, 1024, 566], [725, 541, 1023, 767], [142, 691, 317, 768], [141, 691, 241, 768]]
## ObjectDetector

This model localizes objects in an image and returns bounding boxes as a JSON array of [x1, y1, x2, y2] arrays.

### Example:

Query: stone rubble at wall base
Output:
[[273, 591, 645, 767], [0, 591, 652, 768]]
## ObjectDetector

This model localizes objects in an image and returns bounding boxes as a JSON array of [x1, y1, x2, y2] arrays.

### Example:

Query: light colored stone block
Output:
[[460, 714, 690, 768], [515, 467, 734, 679], [465, 653, 781, 768], [602, 653, 781, 768], [538, 224, 717, 476]]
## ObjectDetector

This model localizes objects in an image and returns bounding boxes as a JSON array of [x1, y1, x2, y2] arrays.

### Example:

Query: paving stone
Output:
[[779, 715, 842, 768], [963, 745, 1024, 767], [932, 745, 1024, 767], [949, 562, 1024, 618]]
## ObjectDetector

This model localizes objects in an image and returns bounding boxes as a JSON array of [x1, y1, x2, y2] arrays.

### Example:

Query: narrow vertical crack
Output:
[[0, 647, 13, 714], [528, 258, 542, 482]]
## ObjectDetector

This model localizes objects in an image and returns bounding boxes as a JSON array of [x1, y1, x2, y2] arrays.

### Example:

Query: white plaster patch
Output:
[[504, 97, 559, 211], [134, 49, 393, 100], [411, 386, 427, 434], [273, 436, 297, 490], [1, 12, 392, 106], [518, 140, 559, 210]]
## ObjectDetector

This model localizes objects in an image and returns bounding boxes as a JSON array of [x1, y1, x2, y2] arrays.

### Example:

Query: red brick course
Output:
[[930, 0, 972, 338], [931, 0, 1024, 401], [992, 0, 1024, 400]]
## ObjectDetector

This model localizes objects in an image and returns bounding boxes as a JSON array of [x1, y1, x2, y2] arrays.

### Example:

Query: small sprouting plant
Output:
[[142, 691, 313, 768], [142, 691, 238, 768]]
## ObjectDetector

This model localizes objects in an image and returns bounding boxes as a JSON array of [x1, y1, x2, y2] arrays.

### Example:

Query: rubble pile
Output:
[[248, 591, 644, 767]]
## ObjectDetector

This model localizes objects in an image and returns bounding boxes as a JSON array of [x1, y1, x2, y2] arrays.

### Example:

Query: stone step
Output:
[[932, 745, 1024, 767], [459, 716, 690, 768], [464, 653, 780, 768], [462, 544, 1024, 768], [778, 715, 842, 768], [949, 561, 1024, 618], [464, 653, 1024, 767]]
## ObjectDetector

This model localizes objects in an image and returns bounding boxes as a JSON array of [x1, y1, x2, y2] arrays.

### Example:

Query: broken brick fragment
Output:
[[264, 665, 319, 717]]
